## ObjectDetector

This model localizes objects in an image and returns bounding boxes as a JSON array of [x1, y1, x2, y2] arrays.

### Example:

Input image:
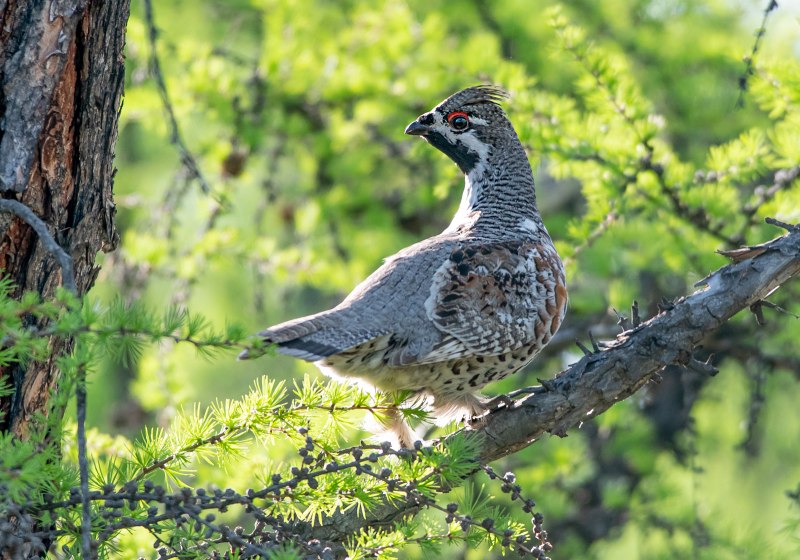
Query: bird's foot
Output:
[[478, 385, 548, 415], [481, 394, 514, 413]]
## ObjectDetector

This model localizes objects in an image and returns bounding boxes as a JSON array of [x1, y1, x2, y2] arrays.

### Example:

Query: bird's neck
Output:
[[443, 144, 543, 237]]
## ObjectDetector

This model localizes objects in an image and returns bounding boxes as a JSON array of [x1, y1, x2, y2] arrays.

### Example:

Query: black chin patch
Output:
[[424, 131, 479, 174]]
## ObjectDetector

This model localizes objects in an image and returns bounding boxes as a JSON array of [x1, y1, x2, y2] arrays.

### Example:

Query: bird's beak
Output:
[[404, 120, 430, 136]]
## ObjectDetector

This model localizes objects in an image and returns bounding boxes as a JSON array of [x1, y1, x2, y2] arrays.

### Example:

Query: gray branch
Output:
[[311, 222, 800, 543], [0, 199, 77, 293]]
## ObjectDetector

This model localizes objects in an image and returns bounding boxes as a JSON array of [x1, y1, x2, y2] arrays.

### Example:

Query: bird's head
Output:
[[405, 85, 513, 174]]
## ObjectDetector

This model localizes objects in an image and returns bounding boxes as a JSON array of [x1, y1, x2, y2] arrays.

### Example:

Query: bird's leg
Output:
[[363, 393, 425, 450]]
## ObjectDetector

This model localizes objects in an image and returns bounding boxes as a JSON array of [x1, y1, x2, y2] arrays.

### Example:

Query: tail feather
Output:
[[238, 325, 338, 361], [275, 338, 340, 361], [239, 309, 375, 361]]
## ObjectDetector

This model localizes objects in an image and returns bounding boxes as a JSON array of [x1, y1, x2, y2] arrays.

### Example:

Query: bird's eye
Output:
[[447, 111, 470, 131]]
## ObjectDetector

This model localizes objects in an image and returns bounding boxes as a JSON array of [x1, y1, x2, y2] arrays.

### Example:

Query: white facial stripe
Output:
[[469, 116, 488, 126], [454, 130, 491, 161]]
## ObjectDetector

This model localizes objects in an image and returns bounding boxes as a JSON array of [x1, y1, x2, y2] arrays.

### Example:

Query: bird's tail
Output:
[[238, 312, 341, 361]]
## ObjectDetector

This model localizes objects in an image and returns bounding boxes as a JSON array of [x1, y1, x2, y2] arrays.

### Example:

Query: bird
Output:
[[240, 85, 567, 448]]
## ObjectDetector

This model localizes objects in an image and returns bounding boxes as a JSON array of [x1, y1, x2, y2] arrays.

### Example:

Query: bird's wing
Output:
[[406, 240, 567, 364], [239, 238, 454, 361]]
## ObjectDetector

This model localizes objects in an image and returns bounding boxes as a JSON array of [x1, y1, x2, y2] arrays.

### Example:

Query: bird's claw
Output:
[[482, 394, 515, 413], [479, 385, 548, 416]]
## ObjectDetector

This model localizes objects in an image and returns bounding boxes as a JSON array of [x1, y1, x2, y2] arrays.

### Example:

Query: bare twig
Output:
[[631, 300, 641, 327], [766, 215, 799, 232], [566, 209, 618, 263], [734, 166, 800, 243], [75, 366, 93, 559], [0, 199, 76, 293], [739, 364, 766, 456], [476, 222, 799, 461], [737, 0, 780, 107], [636, 158, 739, 247], [142, 0, 212, 195]]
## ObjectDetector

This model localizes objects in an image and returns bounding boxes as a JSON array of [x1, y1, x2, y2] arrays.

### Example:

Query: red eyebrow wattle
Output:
[[447, 111, 469, 122]]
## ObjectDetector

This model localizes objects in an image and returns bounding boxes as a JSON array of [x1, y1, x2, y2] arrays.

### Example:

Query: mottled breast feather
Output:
[[419, 240, 566, 363]]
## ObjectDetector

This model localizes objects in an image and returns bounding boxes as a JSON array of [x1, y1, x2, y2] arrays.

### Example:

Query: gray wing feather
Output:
[[408, 240, 562, 364], [241, 238, 456, 362]]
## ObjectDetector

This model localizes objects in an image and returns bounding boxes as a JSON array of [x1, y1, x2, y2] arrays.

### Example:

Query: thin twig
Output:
[[766, 215, 800, 232], [737, 0, 780, 107], [566, 209, 618, 264], [76, 366, 93, 559], [557, 27, 745, 248], [0, 199, 76, 293], [636, 159, 739, 247], [142, 0, 212, 195], [733, 165, 800, 244]]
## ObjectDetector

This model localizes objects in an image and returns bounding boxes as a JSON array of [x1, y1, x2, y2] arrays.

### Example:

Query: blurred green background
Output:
[[88, 0, 800, 557]]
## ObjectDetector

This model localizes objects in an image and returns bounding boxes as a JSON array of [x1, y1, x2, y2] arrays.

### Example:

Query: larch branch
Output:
[[311, 221, 800, 543]]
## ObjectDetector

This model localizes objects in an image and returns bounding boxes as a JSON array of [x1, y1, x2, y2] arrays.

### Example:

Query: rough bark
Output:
[[0, 0, 128, 435], [310, 225, 800, 543]]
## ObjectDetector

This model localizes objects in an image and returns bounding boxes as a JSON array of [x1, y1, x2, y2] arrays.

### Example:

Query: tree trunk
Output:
[[0, 0, 128, 436]]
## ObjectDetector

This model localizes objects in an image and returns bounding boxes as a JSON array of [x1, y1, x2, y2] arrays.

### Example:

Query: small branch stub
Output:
[[0, 199, 76, 293]]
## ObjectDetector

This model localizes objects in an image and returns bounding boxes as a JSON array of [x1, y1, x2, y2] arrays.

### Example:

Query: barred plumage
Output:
[[241, 86, 568, 447]]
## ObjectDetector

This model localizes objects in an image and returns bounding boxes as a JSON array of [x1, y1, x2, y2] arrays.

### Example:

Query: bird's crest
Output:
[[438, 85, 509, 111]]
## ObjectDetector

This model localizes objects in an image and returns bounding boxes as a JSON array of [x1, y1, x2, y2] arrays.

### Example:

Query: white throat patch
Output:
[[443, 166, 487, 234]]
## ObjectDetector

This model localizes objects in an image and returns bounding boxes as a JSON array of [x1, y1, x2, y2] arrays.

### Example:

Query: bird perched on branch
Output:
[[240, 86, 567, 447]]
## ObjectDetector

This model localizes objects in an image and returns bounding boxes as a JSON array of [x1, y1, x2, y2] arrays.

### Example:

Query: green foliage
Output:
[[2, 0, 800, 558], [1, 287, 544, 557]]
